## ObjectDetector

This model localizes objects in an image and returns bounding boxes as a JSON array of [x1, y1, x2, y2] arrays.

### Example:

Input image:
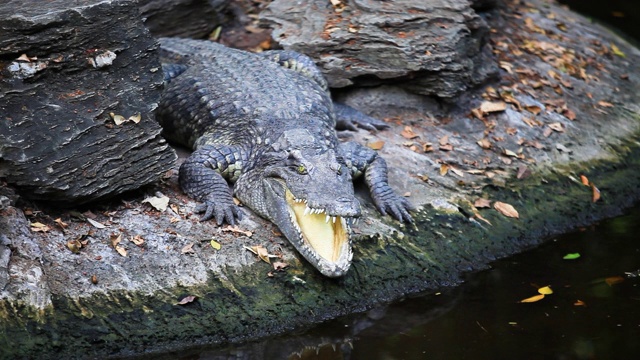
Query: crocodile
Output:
[[156, 38, 413, 277]]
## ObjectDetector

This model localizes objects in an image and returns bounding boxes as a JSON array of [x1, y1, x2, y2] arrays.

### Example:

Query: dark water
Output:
[[559, 0, 640, 42], [176, 208, 640, 360]]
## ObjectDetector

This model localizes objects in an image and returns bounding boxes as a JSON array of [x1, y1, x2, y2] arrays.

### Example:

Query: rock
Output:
[[138, 0, 232, 39], [261, 0, 497, 97], [0, 0, 176, 203]]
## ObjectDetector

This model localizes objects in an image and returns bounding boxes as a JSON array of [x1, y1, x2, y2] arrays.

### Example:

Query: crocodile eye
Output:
[[297, 164, 308, 175]]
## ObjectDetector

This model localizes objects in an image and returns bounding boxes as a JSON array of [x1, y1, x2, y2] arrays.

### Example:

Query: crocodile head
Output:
[[236, 130, 361, 277]]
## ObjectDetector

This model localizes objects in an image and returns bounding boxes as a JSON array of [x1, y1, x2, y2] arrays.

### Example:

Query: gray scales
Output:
[[157, 38, 413, 277]]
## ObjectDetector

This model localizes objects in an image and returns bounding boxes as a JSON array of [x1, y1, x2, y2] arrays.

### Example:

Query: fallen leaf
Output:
[[91, 275, 98, 284], [477, 138, 492, 149], [66, 239, 82, 254], [210, 239, 221, 250], [128, 113, 141, 124], [246, 245, 271, 264], [176, 295, 197, 305], [591, 183, 601, 202], [605, 276, 624, 286], [449, 166, 464, 177], [519, 294, 545, 303], [87, 218, 106, 229], [439, 144, 453, 151], [474, 212, 492, 226], [580, 175, 589, 186], [142, 194, 169, 212], [480, 101, 507, 113], [538, 286, 553, 295], [222, 226, 252, 237], [110, 233, 122, 247], [30, 222, 51, 233], [131, 235, 145, 246], [548, 122, 564, 132], [610, 43, 625, 57], [54, 218, 68, 229], [597, 101, 614, 108], [503, 149, 517, 157], [367, 140, 385, 150], [516, 165, 531, 179], [474, 198, 492, 208], [494, 201, 519, 218], [273, 261, 289, 271], [563, 253, 580, 260], [400, 126, 419, 139], [574, 300, 586, 306], [439, 135, 449, 146], [563, 108, 576, 120], [181, 243, 195, 254], [525, 105, 542, 115], [440, 164, 449, 176], [115, 245, 127, 257]]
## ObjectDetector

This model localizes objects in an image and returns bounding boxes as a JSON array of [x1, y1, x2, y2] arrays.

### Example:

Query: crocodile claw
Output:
[[195, 200, 243, 226], [334, 103, 390, 132], [371, 186, 414, 223]]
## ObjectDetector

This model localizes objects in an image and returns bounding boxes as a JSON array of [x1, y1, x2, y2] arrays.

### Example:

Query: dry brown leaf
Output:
[[543, 127, 553, 137], [563, 108, 577, 120], [54, 218, 68, 229], [474, 212, 492, 226], [439, 144, 453, 151], [222, 225, 252, 237], [503, 149, 517, 157], [449, 166, 464, 177], [87, 218, 106, 229], [131, 235, 145, 246], [516, 165, 531, 180], [474, 198, 492, 208], [548, 122, 564, 132], [115, 245, 127, 257], [605, 276, 624, 286], [591, 183, 601, 202], [477, 138, 492, 149], [573, 300, 586, 306], [480, 101, 507, 113], [181, 243, 195, 254], [176, 295, 197, 305], [91, 275, 98, 284], [580, 175, 589, 186], [66, 239, 82, 253], [30, 222, 51, 233], [142, 194, 170, 212], [367, 140, 385, 150], [440, 164, 449, 176], [439, 135, 449, 146], [400, 126, 419, 139], [273, 261, 289, 271], [597, 101, 614, 108], [494, 201, 519, 218], [525, 105, 542, 115], [246, 245, 271, 264], [110, 233, 122, 247], [519, 294, 545, 303]]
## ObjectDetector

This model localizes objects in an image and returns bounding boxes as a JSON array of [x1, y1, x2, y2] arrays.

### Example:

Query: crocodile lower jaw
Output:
[[285, 189, 353, 276]]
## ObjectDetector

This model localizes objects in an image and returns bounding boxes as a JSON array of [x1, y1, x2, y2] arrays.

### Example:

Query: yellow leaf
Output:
[[519, 294, 545, 303], [580, 175, 589, 186], [538, 286, 553, 295], [611, 43, 625, 57], [494, 201, 519, 218], [440, 164, 449, 176], [210, 240, 221, 250], [367, 140, 385, 150], [30, 222, 50, 233]]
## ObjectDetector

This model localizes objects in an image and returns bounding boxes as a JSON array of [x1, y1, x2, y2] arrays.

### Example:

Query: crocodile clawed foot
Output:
[[195, 201, 244, 226], [372, 188, 414, 223], [334, 103, 390, 132]]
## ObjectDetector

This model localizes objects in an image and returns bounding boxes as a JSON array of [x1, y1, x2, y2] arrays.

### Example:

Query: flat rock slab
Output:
[[0, 0, 176, 203], [261, 0, 496, 97], [2, 0, 640, 358]]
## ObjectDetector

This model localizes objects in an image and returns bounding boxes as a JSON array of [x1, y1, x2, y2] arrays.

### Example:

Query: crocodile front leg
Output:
[[179, 144, 248, 225], [340, 142, 413, 223]]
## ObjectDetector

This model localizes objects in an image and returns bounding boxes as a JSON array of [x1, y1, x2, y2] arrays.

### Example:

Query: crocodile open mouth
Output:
[[285, 189, 351, 264]]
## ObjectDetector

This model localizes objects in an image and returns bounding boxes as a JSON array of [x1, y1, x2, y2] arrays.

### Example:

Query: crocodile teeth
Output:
[[332, 216, 336, 223], [325, 215, 330, 223], [304, 206, 311, 216]]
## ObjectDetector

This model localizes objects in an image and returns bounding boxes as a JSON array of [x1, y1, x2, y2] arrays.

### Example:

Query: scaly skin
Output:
[[157, 38, 412, 277]]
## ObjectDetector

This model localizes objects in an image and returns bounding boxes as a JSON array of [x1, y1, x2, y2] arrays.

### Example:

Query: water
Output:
[[157, 208, 640, 360]]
